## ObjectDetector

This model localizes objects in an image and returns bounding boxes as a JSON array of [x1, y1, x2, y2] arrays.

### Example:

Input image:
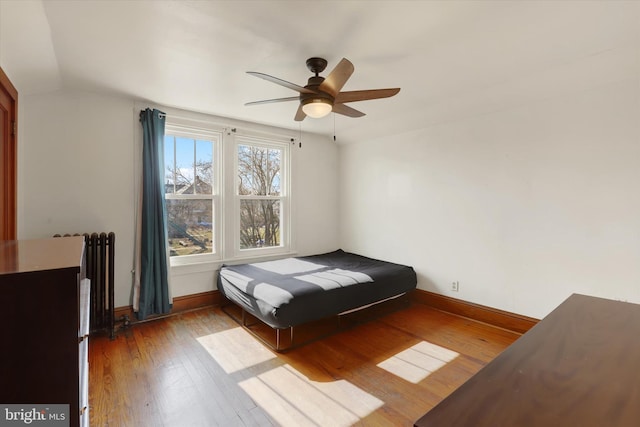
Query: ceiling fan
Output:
[[245, 57, 400, 121]]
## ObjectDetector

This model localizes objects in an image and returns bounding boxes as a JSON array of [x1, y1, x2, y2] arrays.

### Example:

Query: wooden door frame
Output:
[[0, 66, 18, 240]]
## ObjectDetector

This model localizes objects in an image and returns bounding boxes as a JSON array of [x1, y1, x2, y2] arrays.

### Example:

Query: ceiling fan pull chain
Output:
[[333, 113, 336, 142]]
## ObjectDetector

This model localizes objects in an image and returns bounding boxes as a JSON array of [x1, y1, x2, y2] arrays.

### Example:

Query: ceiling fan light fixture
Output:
[[301, 98, 332, 118]]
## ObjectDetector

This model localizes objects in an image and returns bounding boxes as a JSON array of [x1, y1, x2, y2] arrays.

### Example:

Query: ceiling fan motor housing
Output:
[[301, 74, 333, 117], [300, 76, 334, 104]]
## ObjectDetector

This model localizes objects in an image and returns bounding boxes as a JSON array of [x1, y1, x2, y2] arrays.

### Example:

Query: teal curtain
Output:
[[138, 108, 171, 320]]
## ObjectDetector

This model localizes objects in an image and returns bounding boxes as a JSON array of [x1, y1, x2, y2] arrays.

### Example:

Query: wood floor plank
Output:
[[89, 303, 519, 426]]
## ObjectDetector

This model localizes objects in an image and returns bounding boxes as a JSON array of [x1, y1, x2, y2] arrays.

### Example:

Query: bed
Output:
[[217, 249, 417, 350]]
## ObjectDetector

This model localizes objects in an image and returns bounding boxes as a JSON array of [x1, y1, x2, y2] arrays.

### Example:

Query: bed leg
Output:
[[275, 327, 293, 351], [290, 327, 294, 348]]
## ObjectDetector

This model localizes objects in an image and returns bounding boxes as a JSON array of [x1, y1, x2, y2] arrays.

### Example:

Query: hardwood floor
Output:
[[89, 303, 519, 426]]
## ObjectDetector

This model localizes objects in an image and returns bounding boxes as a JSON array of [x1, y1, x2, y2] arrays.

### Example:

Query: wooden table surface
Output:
[[415, 293, 640, 427], [0, 236, 84, 274]]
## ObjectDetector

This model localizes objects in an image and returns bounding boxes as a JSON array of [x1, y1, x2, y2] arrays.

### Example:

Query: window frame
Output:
[[232, 135, 291, 259], [164, 123, 222, 266], [160, 116, 293, 267]]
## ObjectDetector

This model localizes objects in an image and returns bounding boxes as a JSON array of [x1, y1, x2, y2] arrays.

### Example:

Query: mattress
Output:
[[217, 249, 417, 329]]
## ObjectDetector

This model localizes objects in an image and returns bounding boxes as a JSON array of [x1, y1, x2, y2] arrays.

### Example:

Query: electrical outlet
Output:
[[451, 281, 459, 292]]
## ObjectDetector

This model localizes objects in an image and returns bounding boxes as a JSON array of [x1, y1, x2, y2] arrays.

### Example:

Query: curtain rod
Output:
[[139, 109, 166, 121]]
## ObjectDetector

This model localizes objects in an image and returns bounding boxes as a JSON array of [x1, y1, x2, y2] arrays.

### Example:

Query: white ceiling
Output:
[[1, 0, 639, 143]]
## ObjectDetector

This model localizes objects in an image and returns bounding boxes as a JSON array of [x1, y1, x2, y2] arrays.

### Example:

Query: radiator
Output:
[[54, 232, 116, 339]]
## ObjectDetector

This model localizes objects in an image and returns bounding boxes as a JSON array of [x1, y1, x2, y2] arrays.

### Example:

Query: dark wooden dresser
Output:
[[415, 293, 640, 427], [0, 237, 88, 427]]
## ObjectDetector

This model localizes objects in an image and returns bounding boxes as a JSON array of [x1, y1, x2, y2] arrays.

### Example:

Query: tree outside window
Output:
[[237, 144, 283, 250]]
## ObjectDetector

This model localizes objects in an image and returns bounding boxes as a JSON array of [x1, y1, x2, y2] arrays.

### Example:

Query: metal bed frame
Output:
[[221, 293, 411, 352]]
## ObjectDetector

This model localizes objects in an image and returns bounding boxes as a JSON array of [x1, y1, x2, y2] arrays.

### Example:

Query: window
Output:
[[160, 115, 291, 265], [236, 140, 287, 251], [164, 130, 220, 259]]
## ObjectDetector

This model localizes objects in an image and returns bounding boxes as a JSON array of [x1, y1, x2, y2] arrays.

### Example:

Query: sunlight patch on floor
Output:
[[198, 327, 384, 425], [197, 327, 276, 374], [239, 364, 384, 427], [377, 341, 459, 384]]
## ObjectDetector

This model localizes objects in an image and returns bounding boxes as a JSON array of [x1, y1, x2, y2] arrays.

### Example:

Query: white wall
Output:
[[19, 90, 339, 307], [20, 91, 137, 308], [339, 75, 640, 319]]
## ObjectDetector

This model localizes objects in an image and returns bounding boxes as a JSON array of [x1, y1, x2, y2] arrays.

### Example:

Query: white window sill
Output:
[[169, 250, 298, 275]]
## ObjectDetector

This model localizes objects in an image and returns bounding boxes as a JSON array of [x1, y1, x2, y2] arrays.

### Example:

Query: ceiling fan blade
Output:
[[318, 58, 354, 98], [332, 103, 365, 118], [247, 71, 316, 94], [245, 96, 299, 106], [294, 104, 307, 121], [335, 88, 400, 104]]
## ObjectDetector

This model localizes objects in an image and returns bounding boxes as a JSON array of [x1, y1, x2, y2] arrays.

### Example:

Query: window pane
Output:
[[240, 199, 281, 249], [165, 136, 213, 196], [237, 145, 254, 195], [175, 136, 195, 193], [196, 140, 213, 194], [238, 145, 282, 196], [268, 149, 281, 196], [164, 135, 175, 193], [166, 199, 213, 256]]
